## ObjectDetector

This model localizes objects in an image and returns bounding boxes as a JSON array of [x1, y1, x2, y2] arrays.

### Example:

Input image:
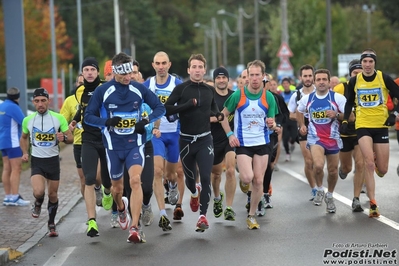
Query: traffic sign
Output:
[[277, 57, 293, 71], [276, 42, 293, 57]]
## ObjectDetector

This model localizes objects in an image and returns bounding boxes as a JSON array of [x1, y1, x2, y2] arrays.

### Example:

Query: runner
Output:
[[164, 53, 223, 232], [84, 52, 165, 243], [210, 67, 237, 221], [220, 60, 277, 229], [287, 64, 317, 200], [341, 49, 399, 217], [20, 88, 74, 236], [143, 51, 183, 230], [297, 69, 346, 213]]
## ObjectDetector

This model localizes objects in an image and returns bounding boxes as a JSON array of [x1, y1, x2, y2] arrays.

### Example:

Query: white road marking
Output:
[[280, 167, 399, 231], [43, 247, 76, 266]]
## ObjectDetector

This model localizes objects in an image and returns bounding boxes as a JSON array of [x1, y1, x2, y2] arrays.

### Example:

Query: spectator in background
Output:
[[0, 87, 30, 206]]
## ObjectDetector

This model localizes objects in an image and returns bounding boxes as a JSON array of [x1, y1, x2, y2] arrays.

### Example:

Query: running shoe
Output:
[[31, 202, 42, 218], [173, 204, 184, 220], [5, 195, 30, 206], [264, 193, 273, 209], [168, 183, 179, 206], [2, 197, 10, 206], [256, 197, 266, 217], [213, 192, 224, 218], [313, 190, 325, 206], [369, 204, 380, 218], [273, 164, 279, 171], [309, 188, 317, 201], [239, 180, 250, 193], [224, 207, 236, 221], [127, 226, 142, 244], [102, 188, 113, 211], [142, 204, 154, 226], [195, 215, 209, 232], [48, 224, 58, 237], [338, 167, 347, 180], [351, 197, 364, 212], [118, 196, 131, 230], [158, 215, 172, 231], [285, 154, 291, 162], [246, 215, 260, 230], [324, 196, 336, 213], [110, 211, 119, 228], [95, 186, 103, 206], [87, 219, 99, 237], [190, 185, 201, 212]]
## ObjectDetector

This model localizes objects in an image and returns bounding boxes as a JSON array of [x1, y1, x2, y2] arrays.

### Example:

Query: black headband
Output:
[[6, 93, 20, 100], [360, 53, 377, 64], [349, 63, 362, 75]]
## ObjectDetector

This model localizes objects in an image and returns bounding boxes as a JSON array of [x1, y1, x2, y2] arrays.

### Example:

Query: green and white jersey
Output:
[[22, 110, 69, 158]]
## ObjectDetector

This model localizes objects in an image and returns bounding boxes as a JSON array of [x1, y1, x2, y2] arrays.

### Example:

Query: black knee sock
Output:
[[34, 194, 45, 206], [47, 199, 58, 225]]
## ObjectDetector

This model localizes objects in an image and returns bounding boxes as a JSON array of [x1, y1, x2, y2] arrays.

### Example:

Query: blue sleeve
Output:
[[10, 104, 25, 125], [84, 86, 108, 127], [141, 85, 165, 123]]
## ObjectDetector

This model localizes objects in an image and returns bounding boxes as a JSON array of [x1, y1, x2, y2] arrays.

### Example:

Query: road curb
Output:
[[0, 194, 82, 266]]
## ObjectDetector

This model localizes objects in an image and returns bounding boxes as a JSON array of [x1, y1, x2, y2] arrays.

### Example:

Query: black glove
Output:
[[216, 112, 224, 122], [166, 114, 179, 123], [105, 116, 122, 127], [135, 119, 149, 134], [340, 120, 349, 134], [384, 113, 397, 126]]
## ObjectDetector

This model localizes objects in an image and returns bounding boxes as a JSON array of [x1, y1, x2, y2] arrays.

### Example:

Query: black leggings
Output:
[[263, 133, 278, 194], [81, 140, 111, 189], [112, 141, 154, 214], [282, 119, 297, 154], [179, 134, 214, 216]]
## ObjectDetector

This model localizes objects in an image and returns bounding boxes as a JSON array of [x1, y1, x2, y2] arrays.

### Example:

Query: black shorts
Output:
[[356, 128, 389, 144], [213, 139, 234, 165], [73, 144, 82, 168], [297, 128, 307, 141], [340, 136, 358, 152], [31, 155, 60, 181], [236, 144, 271, 158]]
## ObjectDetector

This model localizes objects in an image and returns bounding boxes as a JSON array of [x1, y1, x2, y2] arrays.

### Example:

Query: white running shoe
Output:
[[118, 197, 131, 230]]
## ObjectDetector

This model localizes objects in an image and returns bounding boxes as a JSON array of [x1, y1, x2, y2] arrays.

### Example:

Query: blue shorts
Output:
[[151, 132, 180, 163], [1, 147, 22, 159], [106, 146, 145, 181]]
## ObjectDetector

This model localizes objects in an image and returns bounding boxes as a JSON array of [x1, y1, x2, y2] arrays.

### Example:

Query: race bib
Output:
[[310, 108, 331, 125], [32, 127, 57, 147], [357, 88, 382, 108], [112, 111, 139, 135]]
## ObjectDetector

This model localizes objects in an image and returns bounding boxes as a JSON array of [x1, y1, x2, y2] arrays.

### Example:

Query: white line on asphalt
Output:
[[281, 167, 399, 231], [43, 247, 76, 266]]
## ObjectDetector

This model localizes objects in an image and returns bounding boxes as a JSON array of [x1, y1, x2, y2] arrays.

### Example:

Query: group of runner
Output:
[[16, 47, 399, 243]]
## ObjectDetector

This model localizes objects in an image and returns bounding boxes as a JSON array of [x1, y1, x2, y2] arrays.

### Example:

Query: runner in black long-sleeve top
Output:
[[164, 54, 222, 233]]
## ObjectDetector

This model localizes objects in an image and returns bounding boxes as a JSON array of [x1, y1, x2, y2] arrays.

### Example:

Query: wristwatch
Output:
[[335, 113, 340, 119]]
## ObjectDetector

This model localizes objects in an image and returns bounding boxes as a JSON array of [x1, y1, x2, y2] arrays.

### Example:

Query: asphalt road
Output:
[[6, 140, 399, 266]]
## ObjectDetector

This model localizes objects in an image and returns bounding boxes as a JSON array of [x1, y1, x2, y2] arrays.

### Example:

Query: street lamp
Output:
[[362, 4, 376, 43]]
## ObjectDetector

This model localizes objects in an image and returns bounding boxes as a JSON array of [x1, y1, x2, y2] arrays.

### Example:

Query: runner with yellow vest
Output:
[[341, 49, 399, 218]]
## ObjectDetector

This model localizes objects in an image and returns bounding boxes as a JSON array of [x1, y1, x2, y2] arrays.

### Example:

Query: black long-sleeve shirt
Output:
[[164, 80, 219, 135]]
